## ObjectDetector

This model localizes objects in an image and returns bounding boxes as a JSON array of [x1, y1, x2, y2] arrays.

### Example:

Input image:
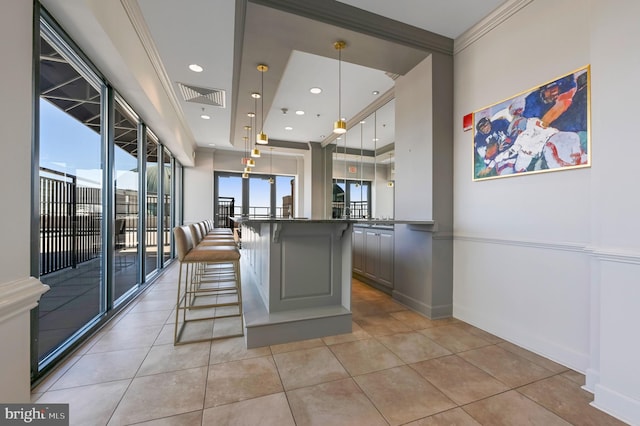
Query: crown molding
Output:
[[249, 0, 453, 55], [454, 0, 533, 55], [120, 0, 195, 146]]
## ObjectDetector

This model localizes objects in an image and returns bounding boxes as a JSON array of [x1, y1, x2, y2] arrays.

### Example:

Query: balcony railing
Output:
[[332, 201, 368, 219], [39, 168, 169, 276]]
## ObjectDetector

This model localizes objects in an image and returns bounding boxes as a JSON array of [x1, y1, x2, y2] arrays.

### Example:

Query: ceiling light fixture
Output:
[[251, 96, 261, 158], [242, 132, 250, 178], [333, 41, 347, 134], [285, 126, 293, 131], [188, 64, 203, 72], [256, 64, 269, 145], [295, 110, 305, 115], [200, 107, 210, 120], [310, 87, 322, 94]]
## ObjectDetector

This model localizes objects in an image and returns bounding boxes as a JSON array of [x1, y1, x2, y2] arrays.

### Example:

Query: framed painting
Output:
[[473, 65, 590, 181]]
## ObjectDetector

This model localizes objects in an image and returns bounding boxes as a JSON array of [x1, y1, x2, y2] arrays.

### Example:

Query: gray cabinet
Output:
[[353, 226, 394, 289], [352, 227, 365, 274]]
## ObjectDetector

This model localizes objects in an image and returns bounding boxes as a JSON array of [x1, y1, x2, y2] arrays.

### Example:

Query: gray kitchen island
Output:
[[233, 218, 354, 348]]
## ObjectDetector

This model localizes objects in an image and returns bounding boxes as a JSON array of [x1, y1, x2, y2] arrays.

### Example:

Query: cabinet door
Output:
[[352, 228, 364, 274], [377, 230, 394, 287], [364, 230, 379, 280]]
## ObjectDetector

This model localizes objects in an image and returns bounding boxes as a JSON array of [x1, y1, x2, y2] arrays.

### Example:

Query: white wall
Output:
[[453, 0, 640, 423], [183, 151, 214, 223], [1, 1, 33, 286], [0, 0, 36, 403], [588, 0, 640, 422]]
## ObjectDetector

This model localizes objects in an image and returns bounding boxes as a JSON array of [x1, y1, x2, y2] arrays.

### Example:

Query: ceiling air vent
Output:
[[177, 82, 226, 108]]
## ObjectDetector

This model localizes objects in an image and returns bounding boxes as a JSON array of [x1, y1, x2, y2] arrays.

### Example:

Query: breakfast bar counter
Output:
[[232, 218, 354, 348]]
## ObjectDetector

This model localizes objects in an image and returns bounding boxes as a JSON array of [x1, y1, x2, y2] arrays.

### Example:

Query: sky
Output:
[[41, 97, 293, 212], [40, 98, 139, 190]]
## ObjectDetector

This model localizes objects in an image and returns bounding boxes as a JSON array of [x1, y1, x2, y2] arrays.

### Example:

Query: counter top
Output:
[[231, 217, 435, 226]]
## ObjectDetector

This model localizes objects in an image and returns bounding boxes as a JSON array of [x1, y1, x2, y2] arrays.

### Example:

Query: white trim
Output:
[[454, 233, 585, 253], [454, 0, 534, 55], [120, 0, 194, 143], [592, 384, 640, 426], [585, 246, 640, 265], [584, 368, 600, 393], [0, 277, 49, 325], [455, 235, 640, 265]]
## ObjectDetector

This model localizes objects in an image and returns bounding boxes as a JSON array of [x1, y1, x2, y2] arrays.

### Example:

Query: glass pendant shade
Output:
[[241, 157, 249, 165], [242, 172, 249, 179], [247, 158, 256, 167], [268, 177, 274, 184], [256, 131, 268, 145], [251, 148, 261, 158], [244, 166, 251, 173]]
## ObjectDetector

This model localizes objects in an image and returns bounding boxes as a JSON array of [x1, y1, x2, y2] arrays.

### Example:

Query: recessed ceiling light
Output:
[[247, 112, 255, 117], [208, 143, 216, 146], [372, 90, 380, 95], [201, 114, 211, 120], [189, 64, 203, 72], [372, 138, 379, 141], [309, 87, 322, 94], [251, 92, 261, 99], [360, 120, 366, 124], [295, 110, 305, 115], [285, 126, 293, 130]]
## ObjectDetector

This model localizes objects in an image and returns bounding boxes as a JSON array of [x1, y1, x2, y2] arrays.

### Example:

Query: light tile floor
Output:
[[32, 262, 627, 425]]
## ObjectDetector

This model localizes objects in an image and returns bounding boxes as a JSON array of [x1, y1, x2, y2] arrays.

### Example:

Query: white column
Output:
[[0, 278, 49, 402]]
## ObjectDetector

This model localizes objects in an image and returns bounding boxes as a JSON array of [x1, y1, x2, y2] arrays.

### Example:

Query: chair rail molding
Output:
[[454, 233, 586, 254]]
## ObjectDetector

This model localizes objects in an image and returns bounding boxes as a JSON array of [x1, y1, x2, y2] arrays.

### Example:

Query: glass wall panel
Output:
[[332, 179, 370, 218], [216, 174, 243, 227], [275, 175, 294, 218], [162, 148, 172, 265], [113, 99, 140, 302], [144, 134, 159, 277], [348, 181, 370, 219], [37, 33, 103, 360], [249, 176, 271, 217]]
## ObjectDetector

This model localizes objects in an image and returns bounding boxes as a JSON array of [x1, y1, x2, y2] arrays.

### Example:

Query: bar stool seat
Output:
[[173, 225, 243, 345]]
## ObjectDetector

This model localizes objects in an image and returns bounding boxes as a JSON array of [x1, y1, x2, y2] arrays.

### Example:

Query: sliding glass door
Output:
[[33, 12, 181, 378], [37, 28, 104, 362]]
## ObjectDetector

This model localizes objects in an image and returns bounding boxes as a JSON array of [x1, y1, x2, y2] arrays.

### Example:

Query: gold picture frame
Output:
[[473, 65, 590, 181]]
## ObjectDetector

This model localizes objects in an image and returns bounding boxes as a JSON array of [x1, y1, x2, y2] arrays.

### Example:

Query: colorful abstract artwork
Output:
[[473, 65, 590, 181]]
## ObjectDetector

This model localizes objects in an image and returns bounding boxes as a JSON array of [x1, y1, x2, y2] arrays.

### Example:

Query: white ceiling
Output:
[[41, 0, 506, 161]]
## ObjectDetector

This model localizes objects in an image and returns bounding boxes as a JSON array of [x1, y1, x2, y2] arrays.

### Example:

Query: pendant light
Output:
[[256, 64, 269, 144], [387, 151, 395, 187], [373, 110, 378, 201], [242, 125, 251, 179], [268, 147, 275, 184], [241, 124, 250, 166], [251, 96, 261, 157], [333, 41, 347, 134]]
